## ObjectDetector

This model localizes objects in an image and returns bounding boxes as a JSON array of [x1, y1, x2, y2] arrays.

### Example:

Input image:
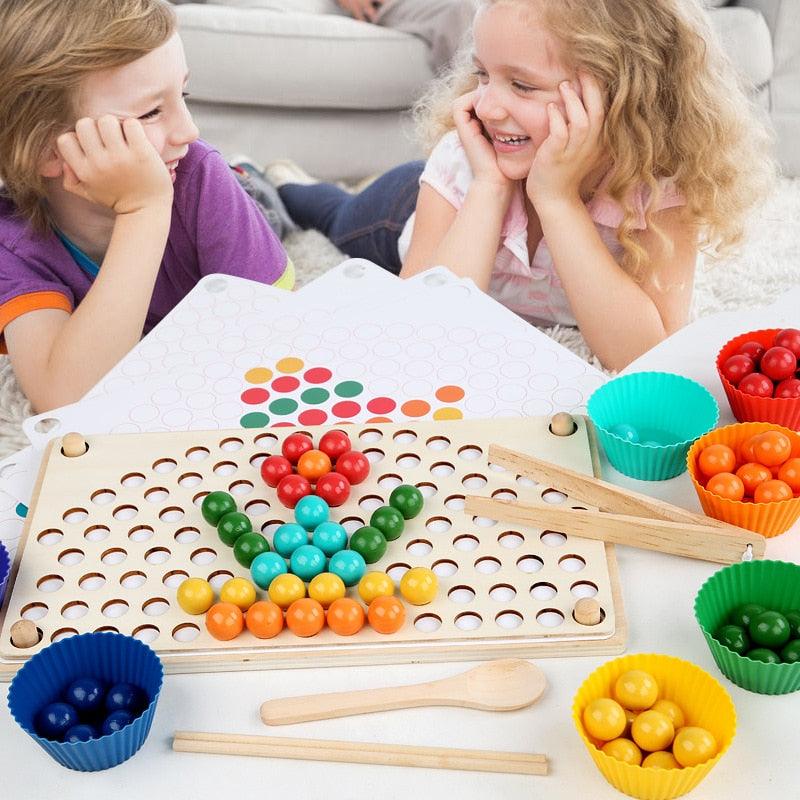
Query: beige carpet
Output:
[[1, 177, 798, 460]]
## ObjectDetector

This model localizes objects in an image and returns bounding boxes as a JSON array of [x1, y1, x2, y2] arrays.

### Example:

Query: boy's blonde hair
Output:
[[415, 0, 776, 278], [0, 0, 176, 233]]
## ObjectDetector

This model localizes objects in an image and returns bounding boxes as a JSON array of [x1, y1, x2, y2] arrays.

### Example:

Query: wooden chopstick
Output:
[[172, 731, 548, 776], [464, 495, 765, 564]]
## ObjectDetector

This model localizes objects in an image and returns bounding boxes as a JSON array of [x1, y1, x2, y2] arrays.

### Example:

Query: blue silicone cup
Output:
[[588, 371, 719, 480], [7, 632, 163, 771], [0, 541, 9, 606]]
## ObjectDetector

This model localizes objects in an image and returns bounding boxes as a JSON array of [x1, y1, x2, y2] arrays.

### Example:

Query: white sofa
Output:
[[174, 0, 800, 179]]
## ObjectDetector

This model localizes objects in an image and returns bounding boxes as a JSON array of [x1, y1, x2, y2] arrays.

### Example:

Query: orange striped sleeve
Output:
[[0, 291, 73, 354]]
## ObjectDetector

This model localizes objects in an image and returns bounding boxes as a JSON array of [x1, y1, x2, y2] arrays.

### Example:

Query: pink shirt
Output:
[[398, 130, 685, 326]]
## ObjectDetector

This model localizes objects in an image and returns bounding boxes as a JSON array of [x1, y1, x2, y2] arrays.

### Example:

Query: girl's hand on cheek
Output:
[[525, 72, 606, 209], [56, 116, 173, 215]]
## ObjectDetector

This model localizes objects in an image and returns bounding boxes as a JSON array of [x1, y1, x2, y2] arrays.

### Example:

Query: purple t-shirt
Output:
[[0, 139, 292, 339]]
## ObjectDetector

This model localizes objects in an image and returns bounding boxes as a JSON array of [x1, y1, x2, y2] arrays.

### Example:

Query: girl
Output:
[[0, 0, 294, 413], [273, 0, 775, 371]]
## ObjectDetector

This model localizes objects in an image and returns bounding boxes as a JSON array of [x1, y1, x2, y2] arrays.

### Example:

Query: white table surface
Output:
[[3, 290, 800, 799]]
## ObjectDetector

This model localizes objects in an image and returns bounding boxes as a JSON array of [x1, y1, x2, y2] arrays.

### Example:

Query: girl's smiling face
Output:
[[471, 2, 574, 180]]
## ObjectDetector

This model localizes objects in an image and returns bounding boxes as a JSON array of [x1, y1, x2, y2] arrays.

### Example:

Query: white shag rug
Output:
[[1, 177, 798, 459]]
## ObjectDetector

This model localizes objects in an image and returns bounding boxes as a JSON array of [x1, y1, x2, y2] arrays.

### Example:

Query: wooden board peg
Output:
[[574, 598, 602, 626], [10, 619, 40, 648], [549, 413, 576, 437], [61, 432, 88, 457]]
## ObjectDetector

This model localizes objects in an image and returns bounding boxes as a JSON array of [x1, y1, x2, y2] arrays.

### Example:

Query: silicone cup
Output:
[[686, 421, 800, 537], [573, 653, 736, 800], [694, 560, 800, 695], [7, 632, 163, 771], [588, 372, 719, 481], [716, 328, 800, 430]]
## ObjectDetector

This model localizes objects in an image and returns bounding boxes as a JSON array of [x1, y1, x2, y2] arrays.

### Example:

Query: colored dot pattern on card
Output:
[[270, 398, 298, 415], [436, 385, 465, 402], [272, 376, 300, 393], [332, 401, 360, 418], [276, 357, 304, 373], [245, 368, 273, 384], [241, 388, 269, 405], [367, 397, 396, 414], [401, 400, 431, 417], [335, 381, 363, 398], [301, 388, 329, 405], [304, 367, 332, 384], [241, 412, 270, 428]]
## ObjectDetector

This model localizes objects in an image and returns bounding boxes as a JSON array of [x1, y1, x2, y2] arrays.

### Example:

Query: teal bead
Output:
[[273, 523, 309, 558], [217, 511, 252, 547], [715, 624, 749, 655], [290, 544, 327, 581], [389, 484, 424, 520], [251, 552, 288, 589], [370, 506, 404, 541], [312, 521, 348, 556], [201, 491, 236, 525], [349, 526, 387, 564], [295, 495, 330, 531], [328, 549, 367, 587], [233, 532, 270, 568]]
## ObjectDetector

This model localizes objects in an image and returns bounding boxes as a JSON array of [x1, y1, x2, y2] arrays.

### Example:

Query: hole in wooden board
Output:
[[386, 563, 410, 582], [192, 492, 209, 508], [426, 436, 450, 452], [159, 506, 185, 523], [172, 623, 201, 642], [114, 505, 138, 522], [145, 547, 171, 565], [472, 516, 498, 528], [530, 582, 558, 601], [260, 520, 283, 536], [458, 445, 483, 461], [414, 614, 442, 633], [430, 462, 455, 478], [153, 458, 177, 474], [143, 597, 170, 616], [432, 559, 458, 577], [377, 473, 402, 490], [542, 488, 568, 504], [214, 461, 238, 477], [120, 571, 147, 589], [516, 555, 544, 573], [572, 605, 606, 626], [537, 608, 565, 628], [22, 602, 49, 621], [185, 447, 210, 463], [162, 570, 189, 589], [174, 527, 201, 545], [145, 487, 169, 503], [341, 517, 365, 535], [61, 601, 88, 620], [426, 516, 452, 534], [489, 584, 517, 602], [363, 448, 385, 464], [190, 548, 216, 566], [454, 612, 482, 631], [84, 525, 110, 543], [559, 554, 587, 572], [38, 529, 63, 546], [208, 570, 234, 591], [220, 437, 244, 452], [393, 430, 417, 445], [37, 575, 64, 592], [63, 508, 88, 524], [406, 539, 433, 556], [91, 489, 116, 506], [488, 461, 507, 473], [448, 585, 475, 603], [444, 494, 465, 511], [416, 482, 437, 499], [51, 628, 78, 643], [230, 480, 253, 496], [452, 534, 479, 552], [491, 488, 517, 501], [474, 556, 501, 575], [571, 581, 599, 598], [498, 531, 524, 549], [133, 625, 160, 644], [79, 573, 106, 591], [102, 599, 130, 618], [250, 453, 268, 469], [121, 473, 146, 488], [358, 495, 384, 513], [101, 548, 127, 566], [541, 530, 567, 547], [245, 499, 270, 516], [359, 428, 383, 444], [128, 525, 154, 543], [253, 433, 278, 450], [495, 610, 524, 629], [396, 453, 421, 470], [178, 472, 203, 488], [516, 475, 537, 488], [461, 473, 487, 490]]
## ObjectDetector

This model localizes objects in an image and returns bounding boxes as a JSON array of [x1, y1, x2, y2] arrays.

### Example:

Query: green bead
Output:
[[348, 526, 387, 564], [749, 610, 791, 649], [715, 624, 749, 655], [781, 639, 800, 664], [201, 491, 236, 525], [370, 506, 405, 541], [233, 532, 270, 568], [217, 511, 252, 547], [747, 647, 781, 664], [728, 602, 765, 629], [389, 484, 424, 520], [785, 610, 800, 639]]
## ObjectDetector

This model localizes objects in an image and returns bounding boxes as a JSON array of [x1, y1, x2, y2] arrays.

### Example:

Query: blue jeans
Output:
[[278, 160, 425, 274]]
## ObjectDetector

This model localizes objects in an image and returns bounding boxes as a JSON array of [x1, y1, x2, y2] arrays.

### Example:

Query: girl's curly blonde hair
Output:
[[414, 0, 776, 279], [0, 0, 176, 234]]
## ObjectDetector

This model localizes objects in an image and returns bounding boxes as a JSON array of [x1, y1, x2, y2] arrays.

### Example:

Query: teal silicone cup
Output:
[[694, 560, 800, 695], [588, 372, 719, 480], [7, 632, 163, 770]]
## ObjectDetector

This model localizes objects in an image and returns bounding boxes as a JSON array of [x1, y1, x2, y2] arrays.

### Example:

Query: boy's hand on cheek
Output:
[[56, 116, 173, 215]]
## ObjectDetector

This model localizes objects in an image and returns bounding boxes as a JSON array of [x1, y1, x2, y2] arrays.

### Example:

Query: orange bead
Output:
[[778, 458, 800, 493], [327, 597, 366, 636], [205, 601, 244, 641], [751, 431, 792, 467], [706, 472, 745, 502], [739, 436, 758, 464], [754, 479, 793, 504], [735, 462, 772, 497], [698, 444, 736, 478], [285, 597, 326, 637], [368, 595, 406, 634], [296, 449, 333, 481], [245, 600, 284, 639]]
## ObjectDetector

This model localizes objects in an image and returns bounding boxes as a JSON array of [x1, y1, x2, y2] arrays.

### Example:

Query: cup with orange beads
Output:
[[687, 421, 800, 537], [573, 653, 736, 800]]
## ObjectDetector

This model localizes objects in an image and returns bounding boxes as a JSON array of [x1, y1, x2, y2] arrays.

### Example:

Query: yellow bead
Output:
[[631, 710, 674, 752], [642, 750, 681, 769], [672, 727, 718, 767], [583, 698, 627, 741], [614, 670, 659, 711], [358, 571, 395, 604], [177, 577, 214, 615], [308, 572, 346, 607], [268, 573, 306, 609], [219, 577, 257, 611], [651, 699, 685, 730], [601, 738, 642, 766], [399, 567, 438, 605]]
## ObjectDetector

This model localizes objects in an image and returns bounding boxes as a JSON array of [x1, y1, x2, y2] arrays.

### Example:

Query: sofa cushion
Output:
[[711, 7, 773, 88], [175, 4, 432, 110]]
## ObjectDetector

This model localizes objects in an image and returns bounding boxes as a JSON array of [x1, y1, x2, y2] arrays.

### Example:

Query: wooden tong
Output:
[[464, 444, 766, 565]]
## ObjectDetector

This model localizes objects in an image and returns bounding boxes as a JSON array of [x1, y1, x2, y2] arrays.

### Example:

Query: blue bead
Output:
[[101, 710, 135, 736], [105, 682, 144, 714], [294, 495, 330, 531], [328, 549, 367, 587], [63, 676, 105, 713], [64, 723, 97, 743], [610, 423, 640, 443], [290, 545, 327, 581], [273, 523, 309, 558], [250, 551, 288, 589], [35, 702, 79, 740], [312, 521, 348, 556]]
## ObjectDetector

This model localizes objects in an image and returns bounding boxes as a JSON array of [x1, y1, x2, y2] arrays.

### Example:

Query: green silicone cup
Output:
[[588, 372, 719, 481], [694, 560, 800, 695]]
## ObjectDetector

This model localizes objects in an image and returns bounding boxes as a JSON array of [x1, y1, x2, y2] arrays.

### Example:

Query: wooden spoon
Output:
[[260, 659, 546, 725]]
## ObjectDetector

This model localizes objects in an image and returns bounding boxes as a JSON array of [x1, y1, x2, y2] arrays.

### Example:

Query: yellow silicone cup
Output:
[[572, 654, 736, 800], [687, 422, 800, 537]]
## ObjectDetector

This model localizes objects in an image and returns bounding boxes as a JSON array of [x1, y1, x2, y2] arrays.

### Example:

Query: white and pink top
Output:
[[398, 130, 685, 327]]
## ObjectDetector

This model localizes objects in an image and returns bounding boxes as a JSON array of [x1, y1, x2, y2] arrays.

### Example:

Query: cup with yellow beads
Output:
[[572, 653, 736, 800]]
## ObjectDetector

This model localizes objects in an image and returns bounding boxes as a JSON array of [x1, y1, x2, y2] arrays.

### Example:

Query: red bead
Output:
[[335, 450, 370, 485], [738, 372, 773, 397], [315, 472, 351, 507], [761, 347, 797, 382], [276, 474, 312, 509], [721, 354, 754, 387], [260, 455, 293, 488], [318, 430, 352, 462], [735, 341, 766, 366], [281, 433, 314, 465], [775, 328, 800, 359], [774, 378, 800, 399]]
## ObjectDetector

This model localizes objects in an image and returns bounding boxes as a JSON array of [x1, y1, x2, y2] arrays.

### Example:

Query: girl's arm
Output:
[[5, 116, 173, 412]]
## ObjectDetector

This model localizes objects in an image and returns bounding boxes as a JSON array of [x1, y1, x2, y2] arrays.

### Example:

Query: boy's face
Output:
[[76, 33, 199, 181]]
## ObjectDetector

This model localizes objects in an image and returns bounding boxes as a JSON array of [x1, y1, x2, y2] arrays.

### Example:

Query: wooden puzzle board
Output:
[[0, 416, 626, 676]]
